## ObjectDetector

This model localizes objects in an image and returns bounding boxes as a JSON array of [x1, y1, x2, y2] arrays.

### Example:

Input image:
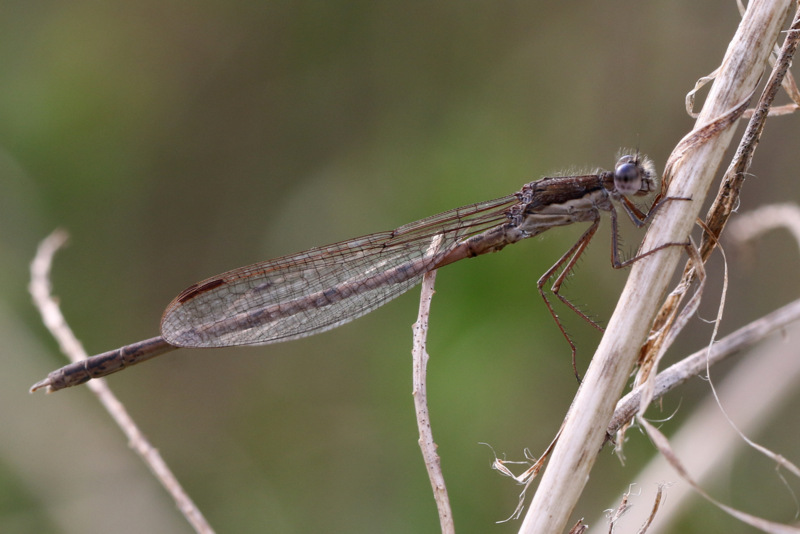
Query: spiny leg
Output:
[[537, 218, 603, 382], [619, 192, 691, 228], [610, 198, 690, 269], [538, 200, 690, 382]]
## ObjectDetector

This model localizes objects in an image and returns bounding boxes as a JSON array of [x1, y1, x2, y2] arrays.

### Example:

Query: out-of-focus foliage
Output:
[[2, 2, 798, 533]]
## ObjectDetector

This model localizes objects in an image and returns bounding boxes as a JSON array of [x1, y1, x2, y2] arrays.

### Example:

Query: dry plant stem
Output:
[[607, 296, 800, 436], [412, 270, 454, 534], [519, 2, 792, 533], [700, 2, 800, 261], [597, 205, 800, 531], [624, 1, 800, 443], [644, 1, 800, 355], [29, 230, 215, 534], [603, 314, 800, 533], [622, 1, 800, 446]]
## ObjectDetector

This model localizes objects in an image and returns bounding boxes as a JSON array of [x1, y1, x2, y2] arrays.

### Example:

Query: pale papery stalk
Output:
[[519, 1, 793, 532], [606, 202, 800, 531]]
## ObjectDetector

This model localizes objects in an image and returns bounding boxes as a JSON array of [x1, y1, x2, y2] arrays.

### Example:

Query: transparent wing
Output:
[[160, 193, 519, 348]]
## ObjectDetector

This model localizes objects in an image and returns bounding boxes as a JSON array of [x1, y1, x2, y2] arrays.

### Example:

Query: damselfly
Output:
[[32, 153, 677, 392]]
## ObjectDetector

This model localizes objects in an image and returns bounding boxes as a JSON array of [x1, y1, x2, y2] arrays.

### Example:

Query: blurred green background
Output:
[[3, 1, 800, 533]]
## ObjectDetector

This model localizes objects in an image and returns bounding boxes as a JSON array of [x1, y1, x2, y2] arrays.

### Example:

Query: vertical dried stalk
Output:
[[411, 270, 455, 534], [519, 1, 793, 532]]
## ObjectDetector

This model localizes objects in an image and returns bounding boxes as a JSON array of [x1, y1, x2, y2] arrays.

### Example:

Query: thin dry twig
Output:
[[29, 230, 215, 534], [411, 269, 455, 534], [607, 296, 800, 436]]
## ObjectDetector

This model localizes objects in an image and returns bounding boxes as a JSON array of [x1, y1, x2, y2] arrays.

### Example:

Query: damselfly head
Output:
[[613, 154, 657, 196]]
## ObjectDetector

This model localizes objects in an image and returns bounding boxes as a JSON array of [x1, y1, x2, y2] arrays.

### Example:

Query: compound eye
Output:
[[614, 161, 642, 194]]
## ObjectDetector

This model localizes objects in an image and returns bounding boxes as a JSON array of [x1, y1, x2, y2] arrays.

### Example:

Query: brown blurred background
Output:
[[2, 1, 799, 532]]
